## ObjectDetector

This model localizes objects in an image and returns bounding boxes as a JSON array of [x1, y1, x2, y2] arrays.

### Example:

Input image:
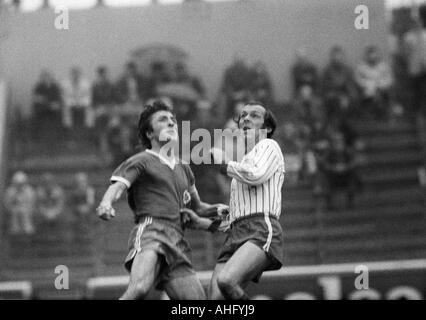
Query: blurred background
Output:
[[0, 0, 425, 299]]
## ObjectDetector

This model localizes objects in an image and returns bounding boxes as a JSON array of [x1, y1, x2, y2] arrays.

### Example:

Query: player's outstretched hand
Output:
[[96, 203, 116, 221], [180, 208, 211, 230], [215, 203, 229, 217]]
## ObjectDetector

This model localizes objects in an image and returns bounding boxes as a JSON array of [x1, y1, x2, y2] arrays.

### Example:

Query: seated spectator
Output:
[[321, 130, 361, 211], [36, 173, 65, 226], [249, 61, 274, 106], [92, 65, 115, 154], [403, 4, 426, 117], [355, 46, 393, 120], [306, 119, 332, 211], [61, 66, 94, 138], [168, 62, 206, 121], [147, 61, 172, 101], [69, 172, 95, 240], [174, 62, 206, 98], [31, 70, 62, 142], [4, 171, 36, 235], [291, 48, 319, 97], [276, 120, 306, 185], [106, 116, 135, 168], [293, 85, 325, 130], [322, 46, 357, 120]]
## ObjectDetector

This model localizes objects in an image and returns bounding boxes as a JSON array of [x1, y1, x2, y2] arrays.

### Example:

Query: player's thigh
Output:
[[219, 241, 270, 286], [128, 250, 162, 290], [164, 274, 206, 300], [208, 263, 226, 300]]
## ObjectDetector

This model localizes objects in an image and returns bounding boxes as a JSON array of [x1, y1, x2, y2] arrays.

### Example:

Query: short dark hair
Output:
[[137, 100, 174, 149], [235, 101, 277, 138], [420, 4, 426, 27]]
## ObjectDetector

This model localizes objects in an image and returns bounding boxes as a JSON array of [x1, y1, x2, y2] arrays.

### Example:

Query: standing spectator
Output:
[[36, 173, 65, 227], [403, 4, 426, 117], [291, 48, 319, 96], [31, 70, 62, 142], [4, 171, 36, 235], [249, 61, 274, 106], [355, 46, 393, 120], [92, 65, 115, 154], [221, 55, 252, 119], [69, 172, 96, 241], [322, 46, 357, 120], [61, 66, 93, 139], [115, 62, 148, 105]]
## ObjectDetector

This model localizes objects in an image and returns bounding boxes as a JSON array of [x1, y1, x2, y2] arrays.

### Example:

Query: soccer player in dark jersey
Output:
[[96, 101, 226, 300]]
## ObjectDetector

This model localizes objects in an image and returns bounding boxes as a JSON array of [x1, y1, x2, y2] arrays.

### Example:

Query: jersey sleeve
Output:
[[227, 139, 285, 186], [110, 154, 147, 188]]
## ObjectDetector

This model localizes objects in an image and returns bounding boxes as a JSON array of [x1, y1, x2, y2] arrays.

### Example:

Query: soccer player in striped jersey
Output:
[[96, 101, 226, 300], [194, 101, 285, 300]]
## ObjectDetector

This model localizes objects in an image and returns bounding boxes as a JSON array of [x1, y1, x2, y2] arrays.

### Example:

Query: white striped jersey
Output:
[[227, 138, 285, 222]]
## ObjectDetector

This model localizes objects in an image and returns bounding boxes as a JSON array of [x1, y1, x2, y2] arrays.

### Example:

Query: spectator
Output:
[[4, 171, 36, 235], [291, 48, 319, 96], [221, 55, 252, 119], [170, 62, 206, 121], [355, 46, 393, 120], [61, 66, 94, 134], [293, 85, 325, 130], [174, 62, 206, 98], [321, 130, 361, 211], [31, 70, 62, 142], [322, 46, 357, 120], [115, 62, 148, 105], [249, 61, 274, 106], [307, 119, 331, 211], [92, 65, 115, 154], [69, 172, 96, 240], [403, 4, 426, 117], [106, 116, 132, 168], [276, 120, 305, 185], [36, 173, 65, 226], [146, 61, 172, 101]]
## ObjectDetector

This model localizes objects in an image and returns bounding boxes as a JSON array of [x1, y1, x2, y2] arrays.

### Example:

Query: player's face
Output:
[[238, 104, 268, 142], [150, 110, 178, 145]]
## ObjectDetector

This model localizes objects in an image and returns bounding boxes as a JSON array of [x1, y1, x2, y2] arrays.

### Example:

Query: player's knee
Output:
[[216, 272, 237, 295], [129, 280, 151, 299]]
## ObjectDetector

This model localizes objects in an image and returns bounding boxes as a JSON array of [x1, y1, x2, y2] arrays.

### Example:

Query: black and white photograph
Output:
[[0, 0, 425, 304]]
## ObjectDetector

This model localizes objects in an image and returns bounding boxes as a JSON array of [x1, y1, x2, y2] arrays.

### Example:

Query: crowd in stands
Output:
[[6, 4, 426, 236], [4, 171, 95, 237], [28, 60, 207, 167]]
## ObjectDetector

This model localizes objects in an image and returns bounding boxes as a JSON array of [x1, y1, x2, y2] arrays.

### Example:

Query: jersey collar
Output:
[[146, 149, 176, 170]]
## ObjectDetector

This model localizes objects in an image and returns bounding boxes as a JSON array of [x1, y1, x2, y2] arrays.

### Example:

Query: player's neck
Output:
[[245, 135, 266, 154]]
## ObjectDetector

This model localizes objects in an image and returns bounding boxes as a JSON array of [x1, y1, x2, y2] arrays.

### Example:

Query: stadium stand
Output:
[[1, 114, 425, 298]]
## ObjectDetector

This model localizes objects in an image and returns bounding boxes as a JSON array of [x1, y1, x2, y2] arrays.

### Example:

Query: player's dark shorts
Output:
[[217, 213, 284, 282], [124, 216, 196, 290]]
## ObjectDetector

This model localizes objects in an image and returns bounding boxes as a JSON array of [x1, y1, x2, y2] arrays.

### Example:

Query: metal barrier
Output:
[[84, 259, 426, 300], [0, 281, 33, 300]]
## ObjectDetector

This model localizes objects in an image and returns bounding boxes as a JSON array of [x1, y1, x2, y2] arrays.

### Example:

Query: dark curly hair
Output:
[[137, 100, 174, 149], [234, 101, 277, 138]]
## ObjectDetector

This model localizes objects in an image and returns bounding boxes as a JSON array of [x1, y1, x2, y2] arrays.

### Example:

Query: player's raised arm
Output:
[[96, 181, 127, 221]]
